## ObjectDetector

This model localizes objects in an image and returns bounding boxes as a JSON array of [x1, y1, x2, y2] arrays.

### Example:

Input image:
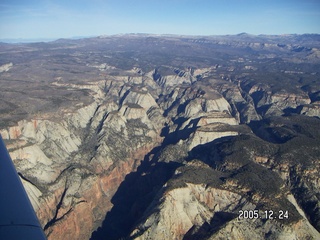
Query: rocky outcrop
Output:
[[240, 79, 311, 117], [0, 62, 13, 72], [187, 123, 239, 151], [299, 102, 320, 117], [131, 183, 243, 240], [154, 68, 197, 87], [217, 82, 261, 123], [121, 88, 158, 111]]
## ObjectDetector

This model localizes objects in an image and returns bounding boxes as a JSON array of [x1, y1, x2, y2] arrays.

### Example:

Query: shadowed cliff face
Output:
[[0, 34, 320, 239]]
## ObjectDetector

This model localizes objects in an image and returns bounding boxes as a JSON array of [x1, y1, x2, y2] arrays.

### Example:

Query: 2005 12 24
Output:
[[238, 210, 289, 220]]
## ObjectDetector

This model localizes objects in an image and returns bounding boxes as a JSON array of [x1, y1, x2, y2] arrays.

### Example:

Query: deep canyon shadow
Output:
[[90, 119, 231, 239], [90, 145, 182, 240], [90, 101, 203, 239]]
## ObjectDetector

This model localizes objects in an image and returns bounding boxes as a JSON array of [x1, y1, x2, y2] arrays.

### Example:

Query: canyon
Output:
[[0, 34, 320, 239]]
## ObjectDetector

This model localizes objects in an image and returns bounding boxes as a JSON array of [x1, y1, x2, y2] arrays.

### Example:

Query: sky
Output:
[[0, 0, 320, 40]]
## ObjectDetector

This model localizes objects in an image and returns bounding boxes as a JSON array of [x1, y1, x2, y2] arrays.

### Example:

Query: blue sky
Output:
[[0, 0, 320, 39]]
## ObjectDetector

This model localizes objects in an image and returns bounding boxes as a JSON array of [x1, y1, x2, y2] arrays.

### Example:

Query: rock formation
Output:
[[0, 34, 319, 239]]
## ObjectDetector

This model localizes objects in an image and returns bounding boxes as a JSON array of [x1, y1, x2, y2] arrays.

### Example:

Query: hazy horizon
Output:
[[1, 0, 319, 41], [1, 32, 320, 44]]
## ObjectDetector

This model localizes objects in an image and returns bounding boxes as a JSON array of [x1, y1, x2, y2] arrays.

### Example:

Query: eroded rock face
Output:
[[187, 125, 239, 151], [1, 80, 164, 239], [300, 102, 320, 117], [131, 183, 243, 240], [1, 34, 320, 239], [130, 159, 320, 240]]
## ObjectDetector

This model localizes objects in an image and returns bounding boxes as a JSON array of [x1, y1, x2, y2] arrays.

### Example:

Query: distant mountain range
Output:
[[0, 35, 97, 43], [1, 33, 319, 43]]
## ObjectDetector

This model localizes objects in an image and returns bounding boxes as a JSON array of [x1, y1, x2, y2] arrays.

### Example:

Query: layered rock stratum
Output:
[[0, 34, 320, 239]]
